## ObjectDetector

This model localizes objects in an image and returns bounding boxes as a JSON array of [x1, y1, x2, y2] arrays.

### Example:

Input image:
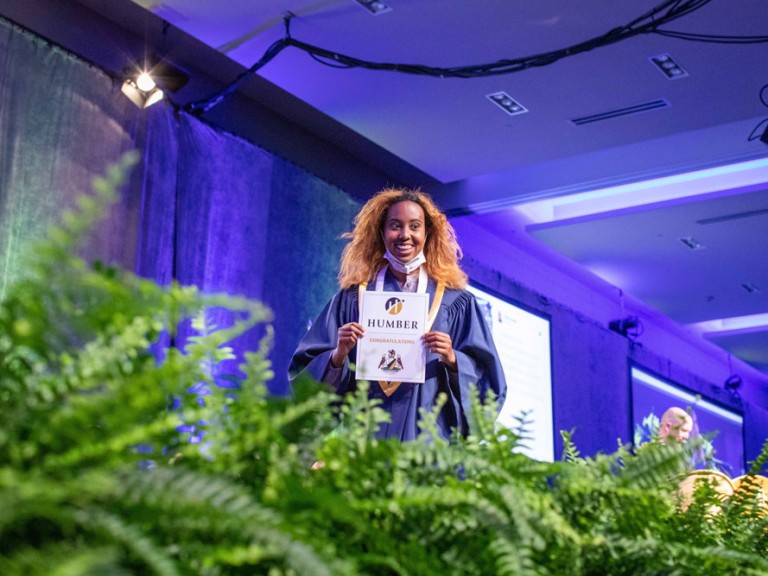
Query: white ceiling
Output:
[[128, 0, 768, 376]]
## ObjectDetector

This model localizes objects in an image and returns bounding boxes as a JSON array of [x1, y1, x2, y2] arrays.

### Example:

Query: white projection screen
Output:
[[468, 284, 554, 462]]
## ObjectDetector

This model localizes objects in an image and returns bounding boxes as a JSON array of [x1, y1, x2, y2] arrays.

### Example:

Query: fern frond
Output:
[[560, 429, 583, 464], [76, 509, 180, 576], [0, 544, 127, 576], [115, 467, 338, 575], [491, 536, 536, 576], [618, 440, 689, 489], [747, 438, 768, 476]]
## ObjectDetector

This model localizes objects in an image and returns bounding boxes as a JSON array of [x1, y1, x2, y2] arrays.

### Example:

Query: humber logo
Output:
[[385, 296, 404, 315]]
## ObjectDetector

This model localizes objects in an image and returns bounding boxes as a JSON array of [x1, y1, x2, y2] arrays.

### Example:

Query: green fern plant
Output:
[[2, 154, 768, 575], [0, 154, 340, 576]]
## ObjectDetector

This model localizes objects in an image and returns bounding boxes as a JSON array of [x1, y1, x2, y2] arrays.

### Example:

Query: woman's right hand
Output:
[[331, 322, 365, 367]]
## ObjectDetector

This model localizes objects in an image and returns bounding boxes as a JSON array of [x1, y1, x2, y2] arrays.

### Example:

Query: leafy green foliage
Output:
[[2, 154, 768, 575]]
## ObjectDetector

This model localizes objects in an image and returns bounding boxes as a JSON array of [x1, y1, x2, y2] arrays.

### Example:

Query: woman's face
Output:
[[382, 200, 427, 263]]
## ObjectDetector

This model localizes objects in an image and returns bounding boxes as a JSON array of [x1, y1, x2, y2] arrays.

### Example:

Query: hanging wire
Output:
[[746, 83, 768, 142], [186, 0, 768, 115], [747, 118, 768, 142], [186, 37, 291, 115]]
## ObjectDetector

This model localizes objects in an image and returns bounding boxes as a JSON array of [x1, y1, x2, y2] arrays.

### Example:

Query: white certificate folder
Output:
[[356, 291, 429, 383]]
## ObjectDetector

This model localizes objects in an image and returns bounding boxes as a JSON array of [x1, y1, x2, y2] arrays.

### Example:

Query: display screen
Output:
[[468, 284, 554, 462], [631, 367, 745, 476]]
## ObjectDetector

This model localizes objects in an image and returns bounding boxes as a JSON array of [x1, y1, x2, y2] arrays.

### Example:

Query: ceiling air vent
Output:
[[570, 99, 670, 126], [679, 236, 705, 250], [354, 0, 392, 15], [697, 208, 768, 225]]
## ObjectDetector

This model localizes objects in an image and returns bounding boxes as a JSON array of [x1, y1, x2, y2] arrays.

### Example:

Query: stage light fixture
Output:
[[121, 77, 164, 109], [723, 354, 742, 398], [487, 91, 528, 117], [724, 374, 743, 394], [609, 316, 640, 338], [135, 72, 156, 92], [121, 59, 190, 109]]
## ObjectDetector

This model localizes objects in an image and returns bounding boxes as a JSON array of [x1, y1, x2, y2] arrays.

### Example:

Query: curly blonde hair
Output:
[[338, 188, 468, 289]]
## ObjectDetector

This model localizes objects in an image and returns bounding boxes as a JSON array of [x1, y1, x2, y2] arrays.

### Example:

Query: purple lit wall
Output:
[[453, 208, 768, 466]]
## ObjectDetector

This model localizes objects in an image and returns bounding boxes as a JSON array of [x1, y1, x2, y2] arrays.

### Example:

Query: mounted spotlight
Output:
[[121, 73, 163, 109], [609, 316, 641, 338], [723, 353, 743, 398], [724, 374, 743, 397], [121, 58, 190, 109]]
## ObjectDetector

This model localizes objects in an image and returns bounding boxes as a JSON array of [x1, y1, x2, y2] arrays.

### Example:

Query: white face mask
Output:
[[383, 248, 426, 274]]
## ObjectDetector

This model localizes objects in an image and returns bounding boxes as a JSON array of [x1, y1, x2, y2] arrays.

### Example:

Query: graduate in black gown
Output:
[[289, 188, 507, 441]]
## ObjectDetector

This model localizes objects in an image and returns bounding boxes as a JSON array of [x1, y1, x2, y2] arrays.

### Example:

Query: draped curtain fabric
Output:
[[0, 20, 143, 297], [134, 106, 181, 286], [0, 16, 357, 394], [263, 156, 360, 394]]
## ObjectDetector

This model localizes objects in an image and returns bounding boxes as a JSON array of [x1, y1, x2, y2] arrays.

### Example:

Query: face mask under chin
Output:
[[383, 248, 426, 274]]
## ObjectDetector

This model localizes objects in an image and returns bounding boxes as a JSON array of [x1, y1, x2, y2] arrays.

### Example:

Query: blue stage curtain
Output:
[[0, 18, 143, 293], [134, 106, 181, 286], [263, 156, 360, 395]]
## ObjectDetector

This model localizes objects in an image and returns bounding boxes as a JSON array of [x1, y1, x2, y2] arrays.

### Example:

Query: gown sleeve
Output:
[[288, 288, 360, 395], [443, 290, 508, 434]]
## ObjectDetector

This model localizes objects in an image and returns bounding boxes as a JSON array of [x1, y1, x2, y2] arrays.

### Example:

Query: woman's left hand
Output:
[[422, 330, 457, 371]]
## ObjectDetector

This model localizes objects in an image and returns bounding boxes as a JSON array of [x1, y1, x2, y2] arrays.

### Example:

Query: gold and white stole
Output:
[[358, 265, 445, 396]]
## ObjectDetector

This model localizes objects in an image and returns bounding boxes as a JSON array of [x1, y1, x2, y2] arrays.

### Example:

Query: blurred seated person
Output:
[[658, 406, 693, 443]]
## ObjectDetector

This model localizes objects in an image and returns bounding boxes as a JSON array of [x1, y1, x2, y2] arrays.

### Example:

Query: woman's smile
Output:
[[383, 200, 426, 263]]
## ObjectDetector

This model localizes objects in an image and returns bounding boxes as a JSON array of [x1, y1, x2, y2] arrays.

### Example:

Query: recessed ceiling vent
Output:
[[354, 0, 392, 15], [741, 282, 760, 294], [697, 208, 768, 225], [487, 91, 528, 116], [570, 99, 670, 126], [679, 236, 705, 250], [649, 54, 688, 80]]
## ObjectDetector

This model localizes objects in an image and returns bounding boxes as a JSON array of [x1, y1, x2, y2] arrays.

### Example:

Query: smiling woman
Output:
[[289, 188, 507, 441], [382, 200, 427, 264]]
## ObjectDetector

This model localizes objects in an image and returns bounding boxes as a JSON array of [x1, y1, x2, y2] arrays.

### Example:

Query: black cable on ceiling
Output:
[[186, 0, 768, 115], [655, 31, 768, 44]]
